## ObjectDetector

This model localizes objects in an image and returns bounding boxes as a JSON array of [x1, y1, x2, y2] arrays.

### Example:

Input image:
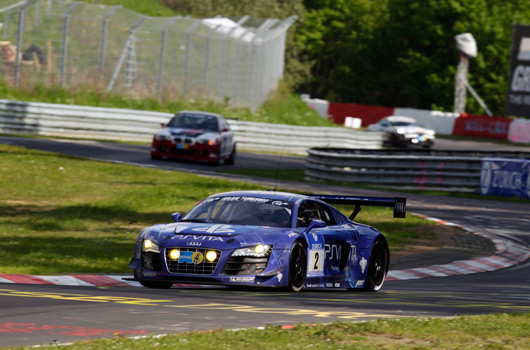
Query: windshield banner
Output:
[[480, 158, 530, 199]]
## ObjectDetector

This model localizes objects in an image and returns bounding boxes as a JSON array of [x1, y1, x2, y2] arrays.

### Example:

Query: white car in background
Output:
[[367, 116, 435, 149]]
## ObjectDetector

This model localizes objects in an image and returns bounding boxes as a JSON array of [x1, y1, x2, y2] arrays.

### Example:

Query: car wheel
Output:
[[288, 241, 307, 292], [363, 239, 389, 292], [151, 154, 162, 160], [225, 145, 236, 165], [139, 280, 174, 289]]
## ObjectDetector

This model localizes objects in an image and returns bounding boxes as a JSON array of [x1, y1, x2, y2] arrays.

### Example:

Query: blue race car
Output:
[[126, 191, 406, 292]]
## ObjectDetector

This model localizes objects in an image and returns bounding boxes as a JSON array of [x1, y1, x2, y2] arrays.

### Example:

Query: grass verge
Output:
[[6, 313, 530, 350], [1, 144, 434, 274]]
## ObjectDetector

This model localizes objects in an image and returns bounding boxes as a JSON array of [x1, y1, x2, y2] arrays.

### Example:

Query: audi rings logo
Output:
[[394, 203, 406, 213], [480, 161, 492, 195]]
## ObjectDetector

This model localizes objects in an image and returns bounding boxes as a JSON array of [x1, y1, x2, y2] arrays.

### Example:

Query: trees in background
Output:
[[158, 0, 530, 116]]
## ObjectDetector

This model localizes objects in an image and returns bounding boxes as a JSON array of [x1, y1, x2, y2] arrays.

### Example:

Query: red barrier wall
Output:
[[452, 114, 513, 140], [328, 102, 394, 127]]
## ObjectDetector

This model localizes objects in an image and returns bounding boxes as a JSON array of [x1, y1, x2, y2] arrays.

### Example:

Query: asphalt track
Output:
[[1, 135, 529, 348]]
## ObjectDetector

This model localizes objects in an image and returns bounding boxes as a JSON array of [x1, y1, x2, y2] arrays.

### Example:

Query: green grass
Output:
[[0, 144, 434, 274], [6, 313, 530, 350], [0, 80, 334, 127]]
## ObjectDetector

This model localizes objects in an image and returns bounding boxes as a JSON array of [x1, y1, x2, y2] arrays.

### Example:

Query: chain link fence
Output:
[[0, 0, 296, 110]]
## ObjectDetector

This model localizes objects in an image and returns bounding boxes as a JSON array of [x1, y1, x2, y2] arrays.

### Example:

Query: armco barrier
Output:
[[0, 100, 382, 154], [306, 148, 530, 192]]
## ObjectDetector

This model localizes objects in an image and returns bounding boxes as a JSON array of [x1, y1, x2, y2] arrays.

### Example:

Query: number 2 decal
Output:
[[308, 249, 324, 273], [314, 252, 320, 270]]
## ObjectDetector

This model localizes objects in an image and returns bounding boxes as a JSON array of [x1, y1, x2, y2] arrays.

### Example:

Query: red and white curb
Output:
[[386, 214, 530, 281], [1, 216, 529, 287]]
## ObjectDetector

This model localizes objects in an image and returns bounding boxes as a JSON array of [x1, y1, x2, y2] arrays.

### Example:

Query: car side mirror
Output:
[[161, 123, 166, 128], [170, 212, 181, 222], [302, 219, 326, 234]]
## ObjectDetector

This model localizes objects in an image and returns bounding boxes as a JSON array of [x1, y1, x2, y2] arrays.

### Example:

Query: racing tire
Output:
[[139, 280, 174, 289], [288, 241, 307, 292], [150, 154, 162, 160], [225, 145, 236, 165], [363, 239, 389, 292]]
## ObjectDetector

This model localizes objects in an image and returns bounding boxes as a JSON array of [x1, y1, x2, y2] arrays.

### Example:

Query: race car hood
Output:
[[143, 222, 293, 249], [155, 128, 218, 139]]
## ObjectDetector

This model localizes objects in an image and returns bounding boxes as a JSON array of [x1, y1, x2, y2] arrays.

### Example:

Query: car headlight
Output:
[[154, 135, 169, 141], [142, 239, 160, 253], [396, 128, 405, 134], [232, 245, 272, 257], [427, 130, 435, 135], [197, 138, 218, 146]]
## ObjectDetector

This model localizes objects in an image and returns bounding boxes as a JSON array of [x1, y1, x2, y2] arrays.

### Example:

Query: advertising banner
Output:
[[480, 158, 530, 198], [508, 118, 530, 144], [506, 24, 530, 117], [452, 114, 512, 140]]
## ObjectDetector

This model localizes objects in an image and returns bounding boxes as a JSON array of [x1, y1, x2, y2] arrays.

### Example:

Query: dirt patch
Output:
[[391, 224, 463, 257]]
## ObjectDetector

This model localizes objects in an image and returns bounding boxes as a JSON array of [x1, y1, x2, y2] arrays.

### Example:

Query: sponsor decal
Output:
[[178, 251, 204, 264], [312, 232, 318, 241], [349, 246, 358, 265], [355, 280, 365, 288], [312, 243, 323, 249], [143, 271, 157, 277], [277, 272, 283, 283], [326, 283, 333, 287], [325, 244, 341, 261], [334, 283, 341, 288], [174, 234, 224, 242], [305, 283, 325, 288], [187, 242, 202, 246], [272, 201, 289, 206], [360, 257, 368, 274], [229, 277, 255, 282], [288, 233, 297, 238], [192, 224, 235, 234], [221, 197, 269, 203]]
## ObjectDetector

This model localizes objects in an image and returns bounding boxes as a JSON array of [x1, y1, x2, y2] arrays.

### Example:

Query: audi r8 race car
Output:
[[367, 116, 435, 149], [150, 111, 236, 165], [127, 191, 406, 292]]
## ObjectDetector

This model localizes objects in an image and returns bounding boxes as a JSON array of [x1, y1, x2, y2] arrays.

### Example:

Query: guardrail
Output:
[[305, 148, 530, 192], [0, 100, 382, 154]]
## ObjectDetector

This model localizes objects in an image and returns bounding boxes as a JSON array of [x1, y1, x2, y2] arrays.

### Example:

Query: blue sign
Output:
[[480, 158, 530, 198]]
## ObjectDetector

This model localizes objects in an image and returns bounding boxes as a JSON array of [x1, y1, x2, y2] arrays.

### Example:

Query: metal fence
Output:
[[0, 0, 295, 110], [305, 148, 530, 192], [0, 99, 383, 154]]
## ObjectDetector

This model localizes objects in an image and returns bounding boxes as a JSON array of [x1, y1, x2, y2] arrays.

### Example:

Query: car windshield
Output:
[[182, 196, 294, 228], [388, 121, 423, 127], [166, 114, 219, 131]]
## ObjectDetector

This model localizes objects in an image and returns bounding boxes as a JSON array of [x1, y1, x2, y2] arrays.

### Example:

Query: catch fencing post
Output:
[[60, 1, 81, 87], [204, 21, 222, 86], [182, 20, 201, 94], [106, 15, 146, 92], [157, 16, 180, 97], [99, 5, 121, 72], [14, 0, 35, 88], [246, 19, 277, 108]]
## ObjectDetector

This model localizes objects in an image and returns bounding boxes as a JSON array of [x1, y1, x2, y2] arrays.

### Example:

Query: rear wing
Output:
[[308, 195, 406, 220]]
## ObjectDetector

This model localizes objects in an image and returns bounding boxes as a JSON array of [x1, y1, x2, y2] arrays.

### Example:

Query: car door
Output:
[[297, 201, 358, 277]]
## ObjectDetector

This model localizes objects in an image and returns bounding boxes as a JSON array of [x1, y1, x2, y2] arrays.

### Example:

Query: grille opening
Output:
[[222, 256, 269, 275], [141, 252, 163, 272], [165, 247, 221, 275]]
